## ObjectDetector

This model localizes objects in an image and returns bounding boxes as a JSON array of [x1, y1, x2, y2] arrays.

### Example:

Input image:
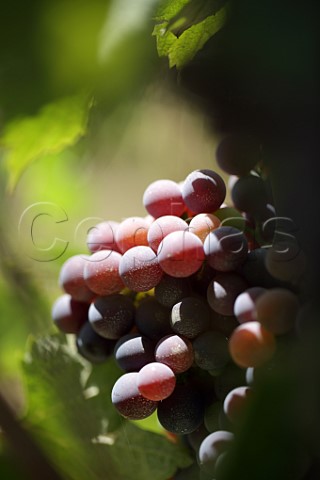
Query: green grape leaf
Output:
[[1, 94, 91, 191], [153, 1, 228, 69], [22, 334, 192, 480], [154, 0, 191, 22], [94, 422, 193, 480]]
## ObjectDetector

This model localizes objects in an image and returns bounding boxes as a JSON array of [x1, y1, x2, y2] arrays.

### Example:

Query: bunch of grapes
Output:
[[51, 134, 305, 479]]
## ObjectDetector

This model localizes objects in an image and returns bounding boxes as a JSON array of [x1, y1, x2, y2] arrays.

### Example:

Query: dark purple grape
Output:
[[233, 286, 266, 323], [182, 169, 226, 214], [135, 296, 172, 340], [231, 174, 269, 215], [157, 384, 205, 434], [89, 294, 134, 339], [170, 296, 211, 339], [204, 226, 248, 272], [114, 333, 155, 372], [51, 294, 88, 334], [198, 430, 234, 476], [213, 363, 247, 400], [240, 247, 282, 288], [207, 272, 248, 316], [154, 274, 192, 309], [216, 133, 261, 175], [76, 321, 116, 363], [111, 372, 157, 420], [193, 330, 230, 371]]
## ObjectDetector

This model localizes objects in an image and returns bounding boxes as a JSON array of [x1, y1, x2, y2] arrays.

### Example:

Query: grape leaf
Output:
[[22, 334, 192, 480], [153, 2, 228, 69], [94, 422, 192, 480], [154, 0, 191, 22], [1, 94, 91, 191]]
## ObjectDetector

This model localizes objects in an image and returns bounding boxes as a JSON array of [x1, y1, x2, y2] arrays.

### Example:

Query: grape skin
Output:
[[199, 430, 234, 475], [170, 296, 211, 339], [233, 286, 266, 323], [143, 179, 186, 218], [59, 254, 95, 303], [147, 215, 188, 252], [204, 226, 248, 272], [51, 294, 88, 334], [157, 230, 205, 278], [137, 362, 176, 401], [134, 296, 173, 340], [115, 216, 150, 254], [76, 321, 116, 363], [207, 272, 248, 316], [114, 333, 156, 372], [157, 384, 204, 434], [119, 245, 163, 292], [182, 169, 226, 214], [154, 274, 192, 309], [255, 287, 299, 334], [155, 334, 194, 374], [223, 385, 253, 423], [216, 133, 261, 176], [83, 249, 124, 296], [86, 220, 119, 253], [188, 213, 221, 243], [111, 372, 158, 420], [193, 330, 230, 371], [229, 321, 276, 368], [88, 294, 134, 340]]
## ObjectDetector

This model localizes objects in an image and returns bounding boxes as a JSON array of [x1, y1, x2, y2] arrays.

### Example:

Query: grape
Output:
[[135, 296, 172, 340], [233, 287, 266, 323], [216, 133, 261, 176], [241, 247, 281, 288], [209, 311, 239, 337], [86, 220, 119, 253], [119, 245, 163, 292], [231, 174, 269, 214], [229, 321, 276, 368], [213, 363, 247, 400], [199, 430, 234, 476], [115, 216, 149, 254], [170, 296, 211, 339], [76, 321, 116, 363], [207, 272, 248, 316], [189, 213, 221, 243], [51, 294, 88, 334], [154, 274, 192, 309], [203, 226, 248, 272], [83, 249, 124, 296], [255, 288, 299, 335], [137, 362, 176, 401], [265, 241, 306, 284], [223, 385, 253, 423], [182, 169, 226, 214], [193, 330, 230, 371], [111, 372, 157, 420], [187, 423, 210, 452], [147, 215, 188, 252], [114, 333, 155, 371], [157, 230, 205, 278], [190, 262, 216, 296], [157, 384, 204, 434], [143, 179, 186, 218], [214, 206, 245, 232], [88, 294, 134, 339], [155, 334, 194, 373], [59, 254, 95, 303], [204, 401, 224, 433]]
